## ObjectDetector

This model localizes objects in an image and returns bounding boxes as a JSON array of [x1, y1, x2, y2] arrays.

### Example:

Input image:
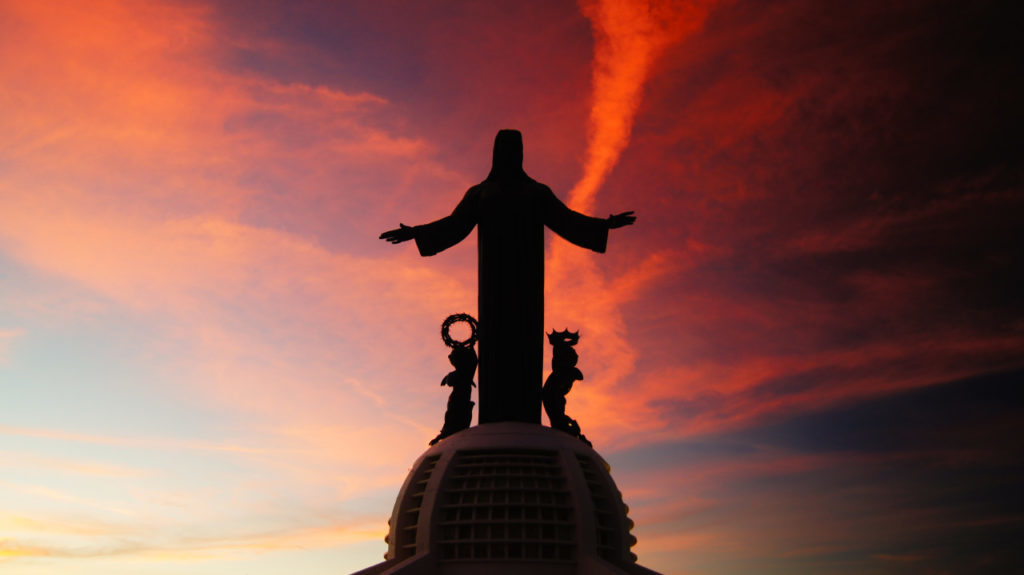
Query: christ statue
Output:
[[381, 129, 635, 424]]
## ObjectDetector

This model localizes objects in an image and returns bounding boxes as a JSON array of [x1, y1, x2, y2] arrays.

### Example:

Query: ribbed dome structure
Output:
[[352, 423, 659, 575]]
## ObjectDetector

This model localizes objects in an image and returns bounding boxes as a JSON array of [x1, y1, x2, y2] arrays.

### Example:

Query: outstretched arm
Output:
[[543, 185, 637, 253], [380, 188, 479, 256], [379, 223, 415, 244], [607, 211, 636, 229]]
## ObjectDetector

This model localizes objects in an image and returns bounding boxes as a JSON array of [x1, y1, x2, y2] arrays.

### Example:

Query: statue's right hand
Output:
[[380, 223, 415, 244]]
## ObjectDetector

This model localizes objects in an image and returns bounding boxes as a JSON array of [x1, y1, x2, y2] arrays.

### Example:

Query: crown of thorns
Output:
[[441, 313, 479, 349], [548, 329, 580, 346]]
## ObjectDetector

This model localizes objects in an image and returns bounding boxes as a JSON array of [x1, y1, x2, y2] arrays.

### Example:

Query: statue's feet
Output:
[[429, 434, 443, 446]]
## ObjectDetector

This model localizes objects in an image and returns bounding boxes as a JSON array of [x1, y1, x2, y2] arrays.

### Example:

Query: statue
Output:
[[429, 314, 478, 445], [381, 129, 635, 425], [542, 330, 591, 446]]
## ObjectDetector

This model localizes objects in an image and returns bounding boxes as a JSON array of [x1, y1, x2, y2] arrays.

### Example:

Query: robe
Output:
[[413, 176, 608, 424]]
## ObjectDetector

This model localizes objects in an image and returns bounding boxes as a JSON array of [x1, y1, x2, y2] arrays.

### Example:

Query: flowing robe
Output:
[[414, 176, 608, 424]]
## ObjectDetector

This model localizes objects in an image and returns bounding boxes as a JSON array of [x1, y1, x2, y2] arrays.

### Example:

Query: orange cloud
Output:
[[570, 0, 716, 212], [0, 0, 471, 452], [0, 11, 477, 568], [540, 1, 720, 448], [584, 331, 1024, 448]]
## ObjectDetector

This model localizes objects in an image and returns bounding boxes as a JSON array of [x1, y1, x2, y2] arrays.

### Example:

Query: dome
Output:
[[352, 423, 659, 575]]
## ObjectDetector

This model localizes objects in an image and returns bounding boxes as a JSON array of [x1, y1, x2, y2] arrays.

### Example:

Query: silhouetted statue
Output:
[[542, 330, 591, 446], [382, 129, 635, 424], [430, 314, 478, 445]]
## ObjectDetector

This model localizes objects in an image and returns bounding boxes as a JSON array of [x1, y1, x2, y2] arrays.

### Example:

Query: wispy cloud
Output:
[[0, 0, 470, 473], [0, 480, 137, 517], [0, 516, 382, 561], [0, 452, 150, 479], [570, 0, 716, 212]]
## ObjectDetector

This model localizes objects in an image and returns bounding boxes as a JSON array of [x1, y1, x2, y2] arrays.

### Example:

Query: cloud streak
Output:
[[0, 516, 383, 561], [570, 0, 715, 212], [544, 0, 717, 447]]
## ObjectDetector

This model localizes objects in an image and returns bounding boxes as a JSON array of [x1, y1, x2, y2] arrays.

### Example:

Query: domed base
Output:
[[351, 423, 660, 575]]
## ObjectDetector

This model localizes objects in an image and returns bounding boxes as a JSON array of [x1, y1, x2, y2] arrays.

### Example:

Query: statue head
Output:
[[448, 345, 478, 373], [487, 129, 525, 181]]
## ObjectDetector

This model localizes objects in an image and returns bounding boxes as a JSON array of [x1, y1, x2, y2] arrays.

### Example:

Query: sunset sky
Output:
[[1, 1, 1022, 574]]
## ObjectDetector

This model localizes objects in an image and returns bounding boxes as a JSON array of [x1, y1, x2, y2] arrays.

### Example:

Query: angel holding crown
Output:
[[542, 330, 591, 447]]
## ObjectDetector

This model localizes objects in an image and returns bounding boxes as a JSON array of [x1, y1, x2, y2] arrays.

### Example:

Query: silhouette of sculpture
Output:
[[429, 314, 478, 446], [542, 330, 591, 446], [381, 129, 635, 424]]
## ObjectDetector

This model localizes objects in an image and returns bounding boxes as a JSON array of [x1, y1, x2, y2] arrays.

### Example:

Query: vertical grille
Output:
[[389, 454, 440, 560], [437, 449, 575, 562], [577, 454, 631, 562]]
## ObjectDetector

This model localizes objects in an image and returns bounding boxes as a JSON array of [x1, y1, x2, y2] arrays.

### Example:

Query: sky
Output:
[[1, 0, 1021, 574]]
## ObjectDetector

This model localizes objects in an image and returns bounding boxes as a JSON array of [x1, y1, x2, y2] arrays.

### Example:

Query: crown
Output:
[[548, 329, 579, 346]]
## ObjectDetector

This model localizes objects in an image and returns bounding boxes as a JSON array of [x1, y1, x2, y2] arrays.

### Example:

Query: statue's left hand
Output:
[[608, 211, 636, 229], [380, 223, 415, 244]]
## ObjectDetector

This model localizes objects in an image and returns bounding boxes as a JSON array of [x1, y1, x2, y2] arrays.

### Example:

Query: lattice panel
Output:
[[437, 449, 575, 562]]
